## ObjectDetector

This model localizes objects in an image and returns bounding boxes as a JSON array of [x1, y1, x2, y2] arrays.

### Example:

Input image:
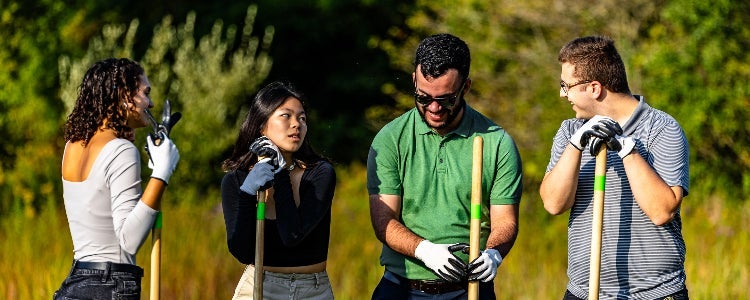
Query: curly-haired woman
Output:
[[54, 58, 180, 299]]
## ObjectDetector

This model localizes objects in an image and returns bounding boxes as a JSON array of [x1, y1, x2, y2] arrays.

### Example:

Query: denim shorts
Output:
[[232, 264, 334, 300], [53, 260, 144, 300]]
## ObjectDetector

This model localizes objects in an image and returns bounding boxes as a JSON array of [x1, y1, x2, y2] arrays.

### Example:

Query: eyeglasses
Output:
[[560, 79, 591, 94], [414, 80, 466, 109]]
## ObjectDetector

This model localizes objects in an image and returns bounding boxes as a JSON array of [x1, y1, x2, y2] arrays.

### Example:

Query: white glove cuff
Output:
[[414, 240, 433, 260], [617, 137, 636, 159], [486, 248, 503, 265], [151, 170, 171, 184], [569, 140, 584, 151]]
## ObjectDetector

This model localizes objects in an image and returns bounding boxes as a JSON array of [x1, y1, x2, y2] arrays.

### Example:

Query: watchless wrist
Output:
[[569, 141, 583, 151], [618, 148, 633, 159]]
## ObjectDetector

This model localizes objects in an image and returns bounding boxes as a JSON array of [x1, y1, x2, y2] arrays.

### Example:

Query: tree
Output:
[[0, 0, 91, 216], [0, 4, 279, 217], [371, 0, 663, 185], [57, 5, 274, 202], [635, 0, 750, 199]]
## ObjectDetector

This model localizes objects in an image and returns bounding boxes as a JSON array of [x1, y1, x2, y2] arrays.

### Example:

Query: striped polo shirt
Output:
[[545, 96, 690, 299]]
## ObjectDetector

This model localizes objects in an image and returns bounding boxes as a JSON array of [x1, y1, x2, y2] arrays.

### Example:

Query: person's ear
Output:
[[590, 81, 604, 99]]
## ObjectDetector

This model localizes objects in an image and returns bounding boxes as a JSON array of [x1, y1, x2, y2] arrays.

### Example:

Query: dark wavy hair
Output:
[[64, 58, 145, 145], [222, 81, 327, 172], [558, 36, 631, 94], [413, 33, 471, 81]]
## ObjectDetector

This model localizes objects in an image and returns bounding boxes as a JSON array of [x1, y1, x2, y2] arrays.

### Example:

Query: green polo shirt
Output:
[[367, 105, 523, 280]]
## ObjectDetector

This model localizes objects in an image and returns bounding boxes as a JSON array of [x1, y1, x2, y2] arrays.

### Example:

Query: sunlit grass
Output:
[[1, 164, 747, 299]]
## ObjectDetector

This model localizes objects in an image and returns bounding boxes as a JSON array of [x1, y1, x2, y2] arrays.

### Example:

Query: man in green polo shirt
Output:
[[367, 33, 523, 299]]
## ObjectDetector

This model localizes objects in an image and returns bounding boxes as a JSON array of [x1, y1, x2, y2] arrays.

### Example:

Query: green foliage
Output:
[[0, 0, 75, 216], [57, 5, 274, 201], [371, 0, 663, 185], [635, 0, 750, 198], [0, 0, 154, 216]]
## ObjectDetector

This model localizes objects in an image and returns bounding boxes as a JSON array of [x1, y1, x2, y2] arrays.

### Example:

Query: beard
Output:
[[417, 98, 466, 130]]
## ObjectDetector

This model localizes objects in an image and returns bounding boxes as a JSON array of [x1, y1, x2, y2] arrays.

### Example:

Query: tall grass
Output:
[[1, 163, 747, 299]]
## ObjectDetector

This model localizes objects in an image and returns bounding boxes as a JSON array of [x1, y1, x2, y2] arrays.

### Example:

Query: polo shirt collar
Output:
[[622, 95, 649, 136]]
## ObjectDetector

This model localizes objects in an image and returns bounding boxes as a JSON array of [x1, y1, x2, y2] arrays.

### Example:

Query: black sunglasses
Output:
[[414, 80, 466, 109]]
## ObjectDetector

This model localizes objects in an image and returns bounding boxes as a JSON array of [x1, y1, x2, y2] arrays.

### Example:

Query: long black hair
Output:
[[222, 81, 327, 172]]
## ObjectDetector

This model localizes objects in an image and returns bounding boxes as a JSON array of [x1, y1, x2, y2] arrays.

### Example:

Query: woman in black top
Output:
[[221, 81, 336, 299]]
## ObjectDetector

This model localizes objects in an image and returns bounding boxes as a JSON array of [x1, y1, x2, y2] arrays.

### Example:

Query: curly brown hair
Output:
[[64, 58, 145, 146]]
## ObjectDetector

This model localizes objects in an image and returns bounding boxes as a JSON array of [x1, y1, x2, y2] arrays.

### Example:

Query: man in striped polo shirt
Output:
[[540, 36, 690, 299]]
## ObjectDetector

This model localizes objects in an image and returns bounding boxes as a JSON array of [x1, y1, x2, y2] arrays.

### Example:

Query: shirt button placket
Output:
[[437, 142, 446, 173]]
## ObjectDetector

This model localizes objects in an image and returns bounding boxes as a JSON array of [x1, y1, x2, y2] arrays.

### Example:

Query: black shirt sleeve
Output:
[[221, 170, 256, 264], [273, 161, 336, 247]]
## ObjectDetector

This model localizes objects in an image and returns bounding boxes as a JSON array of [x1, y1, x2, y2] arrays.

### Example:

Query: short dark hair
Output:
[[414, 33, 471, 80], [558, 36, 631, 94], [65, 58, 145, 146], [222, 81, 326, 172]]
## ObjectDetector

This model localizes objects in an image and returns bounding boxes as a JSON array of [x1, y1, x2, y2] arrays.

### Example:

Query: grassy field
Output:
[[1, 163, 748, 299]]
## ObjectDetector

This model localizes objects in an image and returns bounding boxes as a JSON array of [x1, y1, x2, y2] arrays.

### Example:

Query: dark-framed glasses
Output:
[[560, 79, 591, 94], [414, 80, 466, 109]]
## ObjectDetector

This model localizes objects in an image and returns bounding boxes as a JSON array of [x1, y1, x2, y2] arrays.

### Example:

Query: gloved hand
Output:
[[587, 118, 624, 156], [239, 159, 276, 195], [468, 249, 503, 282], [616, 136, 636, 159], [570, 115, 611, 151], [249, 136, 286, 173], [414, 240, 469, 282], [147, 135, 180, 184]]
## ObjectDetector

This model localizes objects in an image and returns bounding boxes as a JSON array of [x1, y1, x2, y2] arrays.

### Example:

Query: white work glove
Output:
[[570, 115, 613, 151], [239, 159, 276, 195], [616, 136, 637, 159], [468, 249, 503, 282], [147, 135, 180, 184], [249, 136, 286, 173], [414, 240, 469, 282]]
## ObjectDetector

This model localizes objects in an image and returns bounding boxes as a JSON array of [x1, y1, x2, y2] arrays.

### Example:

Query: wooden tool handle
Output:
[[468, 136, 483, 300], [150, 212, 162, 300], [588, 144, 607, 300], [254, 155, 269, 299]]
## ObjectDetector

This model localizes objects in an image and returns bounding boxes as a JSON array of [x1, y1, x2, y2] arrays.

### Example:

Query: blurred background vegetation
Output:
[[1, 0, 748, 298]]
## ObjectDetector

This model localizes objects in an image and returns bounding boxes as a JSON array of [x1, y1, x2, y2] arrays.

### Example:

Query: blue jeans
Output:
[[372, 270, 496, 300], [53, 260, 143, 300]]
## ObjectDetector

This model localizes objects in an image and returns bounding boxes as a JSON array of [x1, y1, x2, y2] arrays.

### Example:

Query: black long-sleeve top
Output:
[[221, 160, 335, 266]]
